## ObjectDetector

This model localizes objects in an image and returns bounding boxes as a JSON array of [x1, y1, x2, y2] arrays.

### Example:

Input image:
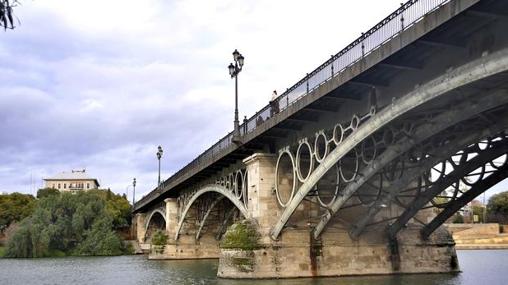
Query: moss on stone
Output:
[[232, 256, 255, 272], [220, 219, 261, 250]]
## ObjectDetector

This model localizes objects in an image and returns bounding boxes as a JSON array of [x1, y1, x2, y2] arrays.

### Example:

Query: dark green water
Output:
[[0, 250, 506, 285]]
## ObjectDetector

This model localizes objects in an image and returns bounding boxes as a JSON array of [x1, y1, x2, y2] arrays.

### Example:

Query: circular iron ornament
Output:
[[369, 105, 377, 116], [490, 154, 508, 169], [339, 148, 359, 182], [350, 114, 360, 130], [316, 163, 341, 207], [314, 132, 329, 163], [296, 140, 314, 182], [275, 149, 297, 208], [477, 138, 491, 151], [428, 161, 446, 183], [461, 165, 486, 186], [228, 174, 234, 191], [431, 181, 460, 208], [234, 171, 244, 199], [361, 135, 377, 165], [242, 170, 248, 207], [333, 123, 344, 145]]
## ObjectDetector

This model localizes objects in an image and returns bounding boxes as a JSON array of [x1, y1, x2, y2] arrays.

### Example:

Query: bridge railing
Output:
[[135, 0, 449, 210]]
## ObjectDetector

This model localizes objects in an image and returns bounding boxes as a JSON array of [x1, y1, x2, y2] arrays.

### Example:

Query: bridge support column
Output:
[[243, 153, 279, 236], [164, 198, 178, 237], [135, 213, 146, 244]]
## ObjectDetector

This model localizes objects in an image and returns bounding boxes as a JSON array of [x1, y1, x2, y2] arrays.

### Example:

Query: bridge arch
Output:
[[174, 184, 248, 241], [270, 48, 508, 240], [144, 207, 167, 240]]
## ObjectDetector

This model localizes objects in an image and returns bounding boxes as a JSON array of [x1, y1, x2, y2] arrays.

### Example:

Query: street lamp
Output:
[[156, 145, 163, 188], [132, 177, 136, 207], [228, 49, 245, 144]]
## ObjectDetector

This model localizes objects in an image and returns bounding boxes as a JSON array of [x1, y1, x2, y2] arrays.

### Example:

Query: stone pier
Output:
[[217, 153, 459, 278]]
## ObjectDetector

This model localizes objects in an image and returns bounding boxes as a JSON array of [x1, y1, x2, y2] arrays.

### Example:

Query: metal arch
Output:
[[387, 139, 508, 240], [349, 120, 508, 239], [174, 184, 248, 241], [195, 196, 225, 240], [269, 48, 508, 240], [215, 207, 238, 240], [312, 93, 508, 239], [144, 208, 166, 231], [421, 163, 508, 240]]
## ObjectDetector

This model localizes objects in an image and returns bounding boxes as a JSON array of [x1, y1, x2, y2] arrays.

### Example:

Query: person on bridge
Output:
[[270, 90, 280, 116]]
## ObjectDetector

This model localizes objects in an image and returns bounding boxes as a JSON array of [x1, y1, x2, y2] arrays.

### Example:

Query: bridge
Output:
[[133, 0, 508, 278]]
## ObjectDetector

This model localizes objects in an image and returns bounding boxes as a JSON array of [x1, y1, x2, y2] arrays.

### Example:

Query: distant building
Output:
[[43, 169, 100, 192]]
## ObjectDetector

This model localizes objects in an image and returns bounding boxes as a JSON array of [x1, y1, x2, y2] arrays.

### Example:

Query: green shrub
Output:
[[5, 191, 128, 258], [452, 214, 464, 224], [151, 230, 168, 246], [220, 219, 261, 250]]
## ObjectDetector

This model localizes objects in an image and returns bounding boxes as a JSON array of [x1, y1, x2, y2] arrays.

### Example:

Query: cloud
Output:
[[1, 0, 506, 201]]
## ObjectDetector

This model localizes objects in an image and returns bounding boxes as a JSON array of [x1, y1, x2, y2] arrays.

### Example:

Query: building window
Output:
[[64, 183, 66, 189], [58, 183, 61, 189], [87, 183, 90, 189]]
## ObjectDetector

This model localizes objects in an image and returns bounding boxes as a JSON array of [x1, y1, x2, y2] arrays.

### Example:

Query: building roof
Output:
[[44, 170, 100, 186]]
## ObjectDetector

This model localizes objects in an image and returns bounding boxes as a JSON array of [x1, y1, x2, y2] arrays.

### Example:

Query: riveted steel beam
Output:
[[387, 140, 508, 239], [313, 92, 508, 239], [350, 118, 508, 239], [195, 196, 225, 240], [269, 48, 508, 241], [421, 163, 508, 240]]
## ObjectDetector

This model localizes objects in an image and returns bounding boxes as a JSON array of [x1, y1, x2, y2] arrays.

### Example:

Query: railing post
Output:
[[361, 33, 365, 57], [306, 73, 310, 94], [331, 55, 335, 77], [400, 3, 405, 31]]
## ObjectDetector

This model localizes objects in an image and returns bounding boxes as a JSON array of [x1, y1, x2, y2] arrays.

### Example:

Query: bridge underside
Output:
[[133, 0, 508, 278]]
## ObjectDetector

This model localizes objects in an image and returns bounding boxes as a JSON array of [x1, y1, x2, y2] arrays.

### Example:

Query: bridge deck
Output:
[[134, 0, 493, 212]]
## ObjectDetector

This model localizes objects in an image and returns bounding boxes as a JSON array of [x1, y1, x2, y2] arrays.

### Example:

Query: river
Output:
[[0, 250, 506, 285]]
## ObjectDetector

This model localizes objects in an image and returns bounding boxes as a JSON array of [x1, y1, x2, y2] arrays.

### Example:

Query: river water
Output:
[[0, 250, 506, 285]]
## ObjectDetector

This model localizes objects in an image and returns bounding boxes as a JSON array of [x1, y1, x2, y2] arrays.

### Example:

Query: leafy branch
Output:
[[0, 0, 20, 31]]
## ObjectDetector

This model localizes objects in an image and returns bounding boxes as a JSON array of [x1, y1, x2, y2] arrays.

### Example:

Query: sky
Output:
[[0, 0, 506, 202]]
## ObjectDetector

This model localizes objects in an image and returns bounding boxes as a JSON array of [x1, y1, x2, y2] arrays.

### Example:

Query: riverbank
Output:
[[448, 223, 508, 250], [0, 246, 5, 257]]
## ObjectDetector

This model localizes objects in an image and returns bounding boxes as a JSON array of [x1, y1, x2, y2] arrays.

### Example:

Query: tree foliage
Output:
[[151, 230, 168, 246], [0, 0, 18, 30], [487, 191, 508, 224], [5, 191, 130, 258], [0, 192, 36, 233], [36, 188, 60, 199]]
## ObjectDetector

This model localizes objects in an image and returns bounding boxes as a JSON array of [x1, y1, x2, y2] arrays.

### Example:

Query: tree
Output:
[[487, 191, 508, 224], [5, 191, 126, 258], [0, 0, 18, 30], [36, 188, 60, 199], [0, 192, 36, 233]]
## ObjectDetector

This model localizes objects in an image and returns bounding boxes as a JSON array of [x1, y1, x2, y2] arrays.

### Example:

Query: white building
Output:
[[43, 170, 100, 192]]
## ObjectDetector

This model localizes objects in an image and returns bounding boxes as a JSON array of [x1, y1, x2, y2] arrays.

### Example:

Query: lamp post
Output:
[[156, 145, 163, 188], [132, 177, 136, 207], [228, 49, 245, 144]]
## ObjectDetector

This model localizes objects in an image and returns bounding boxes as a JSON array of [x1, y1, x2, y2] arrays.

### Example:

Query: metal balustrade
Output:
[[135, 0, 450, 210]]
